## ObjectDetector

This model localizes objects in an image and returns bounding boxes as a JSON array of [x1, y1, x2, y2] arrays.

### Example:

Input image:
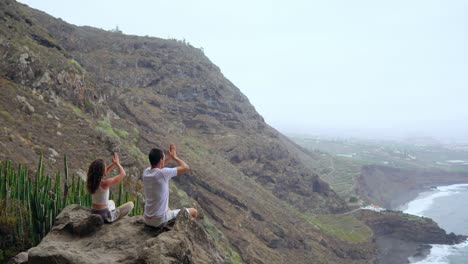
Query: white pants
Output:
[[144, 209, 186, 227]]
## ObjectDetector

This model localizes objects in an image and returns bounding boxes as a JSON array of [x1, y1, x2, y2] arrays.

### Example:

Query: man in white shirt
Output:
[[142, 144, 198, 227]]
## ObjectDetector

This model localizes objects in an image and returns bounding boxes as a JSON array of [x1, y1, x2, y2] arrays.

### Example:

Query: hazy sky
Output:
[[18, 0, 468, 142]]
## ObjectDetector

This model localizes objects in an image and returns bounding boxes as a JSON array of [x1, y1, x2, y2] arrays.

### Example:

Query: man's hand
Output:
[[168, 144, 190, 176], [168, 144, 177, 159]]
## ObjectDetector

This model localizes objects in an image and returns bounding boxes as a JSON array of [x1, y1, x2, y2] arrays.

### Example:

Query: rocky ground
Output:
[[12, 205, 224, 264]]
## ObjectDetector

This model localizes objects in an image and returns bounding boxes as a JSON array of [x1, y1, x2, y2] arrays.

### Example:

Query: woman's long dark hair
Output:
[[87, 159, 105, 194]]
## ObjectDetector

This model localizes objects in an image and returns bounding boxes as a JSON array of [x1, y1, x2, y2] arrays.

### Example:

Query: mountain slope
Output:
[[0, 1, 377, 263]]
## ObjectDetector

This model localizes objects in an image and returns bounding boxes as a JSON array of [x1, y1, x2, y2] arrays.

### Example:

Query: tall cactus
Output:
[[0, 155, 143, 249], [63, 154, 69, 208]]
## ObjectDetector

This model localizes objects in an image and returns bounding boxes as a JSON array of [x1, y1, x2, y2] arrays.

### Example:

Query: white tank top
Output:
[[92, 186, 109, 206]]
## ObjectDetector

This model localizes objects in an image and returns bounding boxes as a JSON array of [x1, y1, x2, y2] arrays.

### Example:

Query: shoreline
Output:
[[391, 187, 435, 263], [394, 183, 468, 263], [388, 187, 429, 210]]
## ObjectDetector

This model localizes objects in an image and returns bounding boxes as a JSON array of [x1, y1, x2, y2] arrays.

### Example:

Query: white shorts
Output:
[[144, 209, 186, 228]]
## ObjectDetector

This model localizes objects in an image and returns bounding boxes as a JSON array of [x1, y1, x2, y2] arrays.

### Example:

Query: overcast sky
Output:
[[18, 0, 468, 143]]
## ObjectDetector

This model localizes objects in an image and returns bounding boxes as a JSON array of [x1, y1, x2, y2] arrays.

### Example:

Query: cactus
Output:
[[0, 155, 143, 248], [63, 155, 69, 207], [118, 181, 124, 206]]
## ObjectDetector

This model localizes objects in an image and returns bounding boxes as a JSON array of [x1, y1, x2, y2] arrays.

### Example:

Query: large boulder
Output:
[[17, 205, 223, 264]]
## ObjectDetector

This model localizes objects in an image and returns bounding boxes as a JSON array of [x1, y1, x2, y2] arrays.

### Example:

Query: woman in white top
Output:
[[86, 152, 134, 222]]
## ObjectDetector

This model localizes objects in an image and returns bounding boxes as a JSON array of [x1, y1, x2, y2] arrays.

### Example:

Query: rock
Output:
[[72, 214, 104, 235], [106, 109, 120, 120], [15, 95, 35, 114], [12, 252, 28, 264], [22, 205, 224, 264], [33, 71, 52, 88], [48, 147, 59, 158], [19, 53, 30, 65], [51, 204, 104, 235]]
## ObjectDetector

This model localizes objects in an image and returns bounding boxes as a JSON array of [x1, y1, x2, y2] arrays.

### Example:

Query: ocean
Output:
[[400, 184, 468, 264]]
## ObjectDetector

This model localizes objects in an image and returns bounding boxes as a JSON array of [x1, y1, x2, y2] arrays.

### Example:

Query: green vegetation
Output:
[[96, 117, 119, 139], [65, 102, 83, 116], [0, 110, 14, 122], [96, 118, 133, 142], [69, 59, 84, 73], [383, 210, 431, 223], [292, 136, 468, 172], [129, 145, 146, 163], [0, 156, 143, 262], [400, 213, 428, 222], [306, 214, 372, 243], [116, 128, 129, 139], [202, 216, 242, 264], [296, 147, 362, 200], [292, 135, 468, 201]]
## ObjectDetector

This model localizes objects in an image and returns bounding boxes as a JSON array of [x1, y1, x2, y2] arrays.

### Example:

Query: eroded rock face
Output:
[[355, 210, 467, 264], [19, 205, 223, 264]]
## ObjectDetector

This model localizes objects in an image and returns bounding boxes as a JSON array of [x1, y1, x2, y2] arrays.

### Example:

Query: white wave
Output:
[[410, 240, 468, 264], [405, 184, 468, 263], [402, 184, 468, 216]]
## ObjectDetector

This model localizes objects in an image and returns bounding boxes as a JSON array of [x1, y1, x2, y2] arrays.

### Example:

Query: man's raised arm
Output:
[[168, 144, 189, 175]]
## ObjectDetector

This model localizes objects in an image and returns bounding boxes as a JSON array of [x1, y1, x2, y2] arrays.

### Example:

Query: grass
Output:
[[116, 128, 129, 139], [0, 110, 14, 123], [129, 145, 146, 163], [96, 117, 119, 139], [385, 210, 431, 223], [65, 102, 84, 117], [306, 214, 373, 243], [69, 59, 84, 73]]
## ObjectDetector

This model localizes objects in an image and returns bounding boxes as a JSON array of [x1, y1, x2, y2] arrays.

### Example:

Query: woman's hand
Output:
[[112, 152, 120, 165], [104, 152, 126, 186]]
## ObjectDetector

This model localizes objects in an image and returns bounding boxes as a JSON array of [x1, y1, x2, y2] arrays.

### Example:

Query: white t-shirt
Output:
[[142, 167, 177, 218]]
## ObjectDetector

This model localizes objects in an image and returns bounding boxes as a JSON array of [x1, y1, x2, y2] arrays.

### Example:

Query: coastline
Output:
[[375, 237, 431, 264], [398, 184, 468, 263], [358, 164, 468, 210], [389, 187, 435, 263], [388, 187, 429, 210], [376, 184, 466, 263]]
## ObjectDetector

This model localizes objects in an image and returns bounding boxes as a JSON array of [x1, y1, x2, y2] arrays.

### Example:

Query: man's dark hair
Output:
[[149, 148, 164, 166]]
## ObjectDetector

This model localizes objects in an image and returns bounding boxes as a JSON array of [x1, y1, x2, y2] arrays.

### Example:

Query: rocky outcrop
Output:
[[15, 205, 224, 264], [355, 210, 467, 264]]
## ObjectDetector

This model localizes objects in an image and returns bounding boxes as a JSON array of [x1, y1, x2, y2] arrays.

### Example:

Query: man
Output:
[[142, 143, 198, 227]]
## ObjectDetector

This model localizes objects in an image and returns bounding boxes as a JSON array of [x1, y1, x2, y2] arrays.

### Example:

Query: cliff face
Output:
[[356, 210, 467, 264], [0, 1, 374, 263], [358, 165, 468, 209]]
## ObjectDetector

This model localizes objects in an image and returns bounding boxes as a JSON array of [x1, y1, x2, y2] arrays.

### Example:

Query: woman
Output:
[[86, 152, 134, 222]]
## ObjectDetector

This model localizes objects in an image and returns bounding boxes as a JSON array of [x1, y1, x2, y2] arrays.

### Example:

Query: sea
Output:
[[399, 184, 468, 264]]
